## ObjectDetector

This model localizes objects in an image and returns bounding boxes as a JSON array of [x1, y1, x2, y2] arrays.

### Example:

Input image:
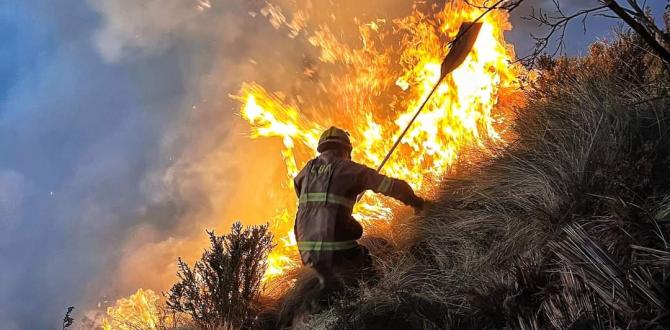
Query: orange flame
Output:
[[102, 289, 163, 330], [102, 1, 525, 325], [236, 1, 524, 281]]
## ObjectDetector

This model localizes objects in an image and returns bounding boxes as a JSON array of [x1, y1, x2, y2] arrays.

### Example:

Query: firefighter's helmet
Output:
[[317, 126, 352, 153]]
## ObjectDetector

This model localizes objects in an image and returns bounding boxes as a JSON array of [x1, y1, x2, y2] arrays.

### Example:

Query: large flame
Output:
[[102, 289, 164, 330], [236, 1, 523, 281], [102, 0, 524, 326]]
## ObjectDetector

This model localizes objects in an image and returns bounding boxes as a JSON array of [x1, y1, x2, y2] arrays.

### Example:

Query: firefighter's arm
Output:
[[293, 171, 303, 199], [359, 165, 425, 210]]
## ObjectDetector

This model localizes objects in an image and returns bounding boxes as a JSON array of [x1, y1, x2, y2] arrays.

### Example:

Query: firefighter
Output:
[[293, 126, 425, 296]]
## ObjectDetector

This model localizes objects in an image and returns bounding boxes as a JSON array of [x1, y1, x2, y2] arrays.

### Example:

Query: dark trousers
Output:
[[275, 245, 376, 326], [312, 245, 374, 299]]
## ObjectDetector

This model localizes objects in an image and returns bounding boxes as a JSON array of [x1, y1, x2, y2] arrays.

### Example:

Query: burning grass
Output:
[[235, 1, 524, 280], [277, 32, 670, 329], [96, 4, 670, 330]]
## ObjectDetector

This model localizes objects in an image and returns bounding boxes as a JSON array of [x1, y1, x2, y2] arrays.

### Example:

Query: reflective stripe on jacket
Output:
[[293, 150, 422, 268]]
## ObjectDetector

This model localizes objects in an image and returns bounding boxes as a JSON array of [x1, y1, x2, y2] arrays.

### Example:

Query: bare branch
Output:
[[603, 0, 670, 67], [465, 0, 609, 66], [464, 0, 524, 12], [520, 4, 609, 66], [467, 0, 670, 68], [625, 0, 670, 49]]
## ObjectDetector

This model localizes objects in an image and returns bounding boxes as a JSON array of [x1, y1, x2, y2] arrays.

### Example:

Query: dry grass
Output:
[[270, 32, 670, 329]]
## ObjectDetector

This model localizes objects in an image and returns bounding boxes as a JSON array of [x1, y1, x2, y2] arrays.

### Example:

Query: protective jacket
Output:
[[293, 150, 423, 268]]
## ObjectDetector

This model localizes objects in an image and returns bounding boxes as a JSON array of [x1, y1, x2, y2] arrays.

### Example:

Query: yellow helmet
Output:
[[317, 126, 352, 153]]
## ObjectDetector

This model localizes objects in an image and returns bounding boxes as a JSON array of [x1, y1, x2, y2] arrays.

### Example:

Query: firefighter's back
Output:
[[294, 152, 369, 268]]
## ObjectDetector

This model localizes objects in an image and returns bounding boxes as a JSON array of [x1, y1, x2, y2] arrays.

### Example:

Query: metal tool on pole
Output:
[[354, 22, 482, 204], [375, 21, 483, 173]]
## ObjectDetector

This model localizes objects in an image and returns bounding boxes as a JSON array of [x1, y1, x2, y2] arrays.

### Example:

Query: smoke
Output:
[[76, 0, 422, 323], [1, 0, 665, 328], [0, 0, 256, 327], [87, 0, 261, 63], [0, 0, 412, 327], [81, 0, 420, 302]]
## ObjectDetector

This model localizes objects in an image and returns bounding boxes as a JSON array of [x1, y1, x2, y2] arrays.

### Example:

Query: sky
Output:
[[0, 0, 666, 328]]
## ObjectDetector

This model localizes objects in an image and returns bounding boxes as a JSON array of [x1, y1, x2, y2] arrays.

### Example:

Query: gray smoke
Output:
[[0, 0, 665, 328]]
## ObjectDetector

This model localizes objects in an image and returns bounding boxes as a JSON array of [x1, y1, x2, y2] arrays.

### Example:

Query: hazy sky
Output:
[[0, 0, 666, 328]]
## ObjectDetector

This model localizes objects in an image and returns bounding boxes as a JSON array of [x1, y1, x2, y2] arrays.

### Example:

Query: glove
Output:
[[413, 197, 426, 213]]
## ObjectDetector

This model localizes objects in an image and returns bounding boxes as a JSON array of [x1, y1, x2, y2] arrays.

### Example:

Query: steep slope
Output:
[[289, 33, 670, 330]]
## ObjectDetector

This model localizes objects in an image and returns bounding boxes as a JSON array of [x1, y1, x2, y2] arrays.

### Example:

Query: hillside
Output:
[[97, 30, 670, 330], [272, 32, 670, 330]]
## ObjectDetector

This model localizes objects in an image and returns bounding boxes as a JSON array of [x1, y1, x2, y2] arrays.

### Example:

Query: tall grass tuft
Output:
[[285, 32, 670, 329]]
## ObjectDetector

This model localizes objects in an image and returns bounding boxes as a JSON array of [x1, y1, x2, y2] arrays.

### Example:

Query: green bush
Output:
[[167, 222, 273, 329]]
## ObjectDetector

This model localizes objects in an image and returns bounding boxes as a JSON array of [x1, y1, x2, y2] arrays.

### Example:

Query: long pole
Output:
[[354, 76, 444, 203], [375, 78, 443, 172], [355, 21, 481, 202], [374, 21, 482, 173]]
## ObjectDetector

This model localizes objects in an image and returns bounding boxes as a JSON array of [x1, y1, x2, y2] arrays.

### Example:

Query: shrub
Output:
[[167, 222, 273, 329]]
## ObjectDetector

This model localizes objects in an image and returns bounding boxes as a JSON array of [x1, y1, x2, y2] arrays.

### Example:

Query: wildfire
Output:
[[102, 1, 524, 327], [237, 1, 524, 281]]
